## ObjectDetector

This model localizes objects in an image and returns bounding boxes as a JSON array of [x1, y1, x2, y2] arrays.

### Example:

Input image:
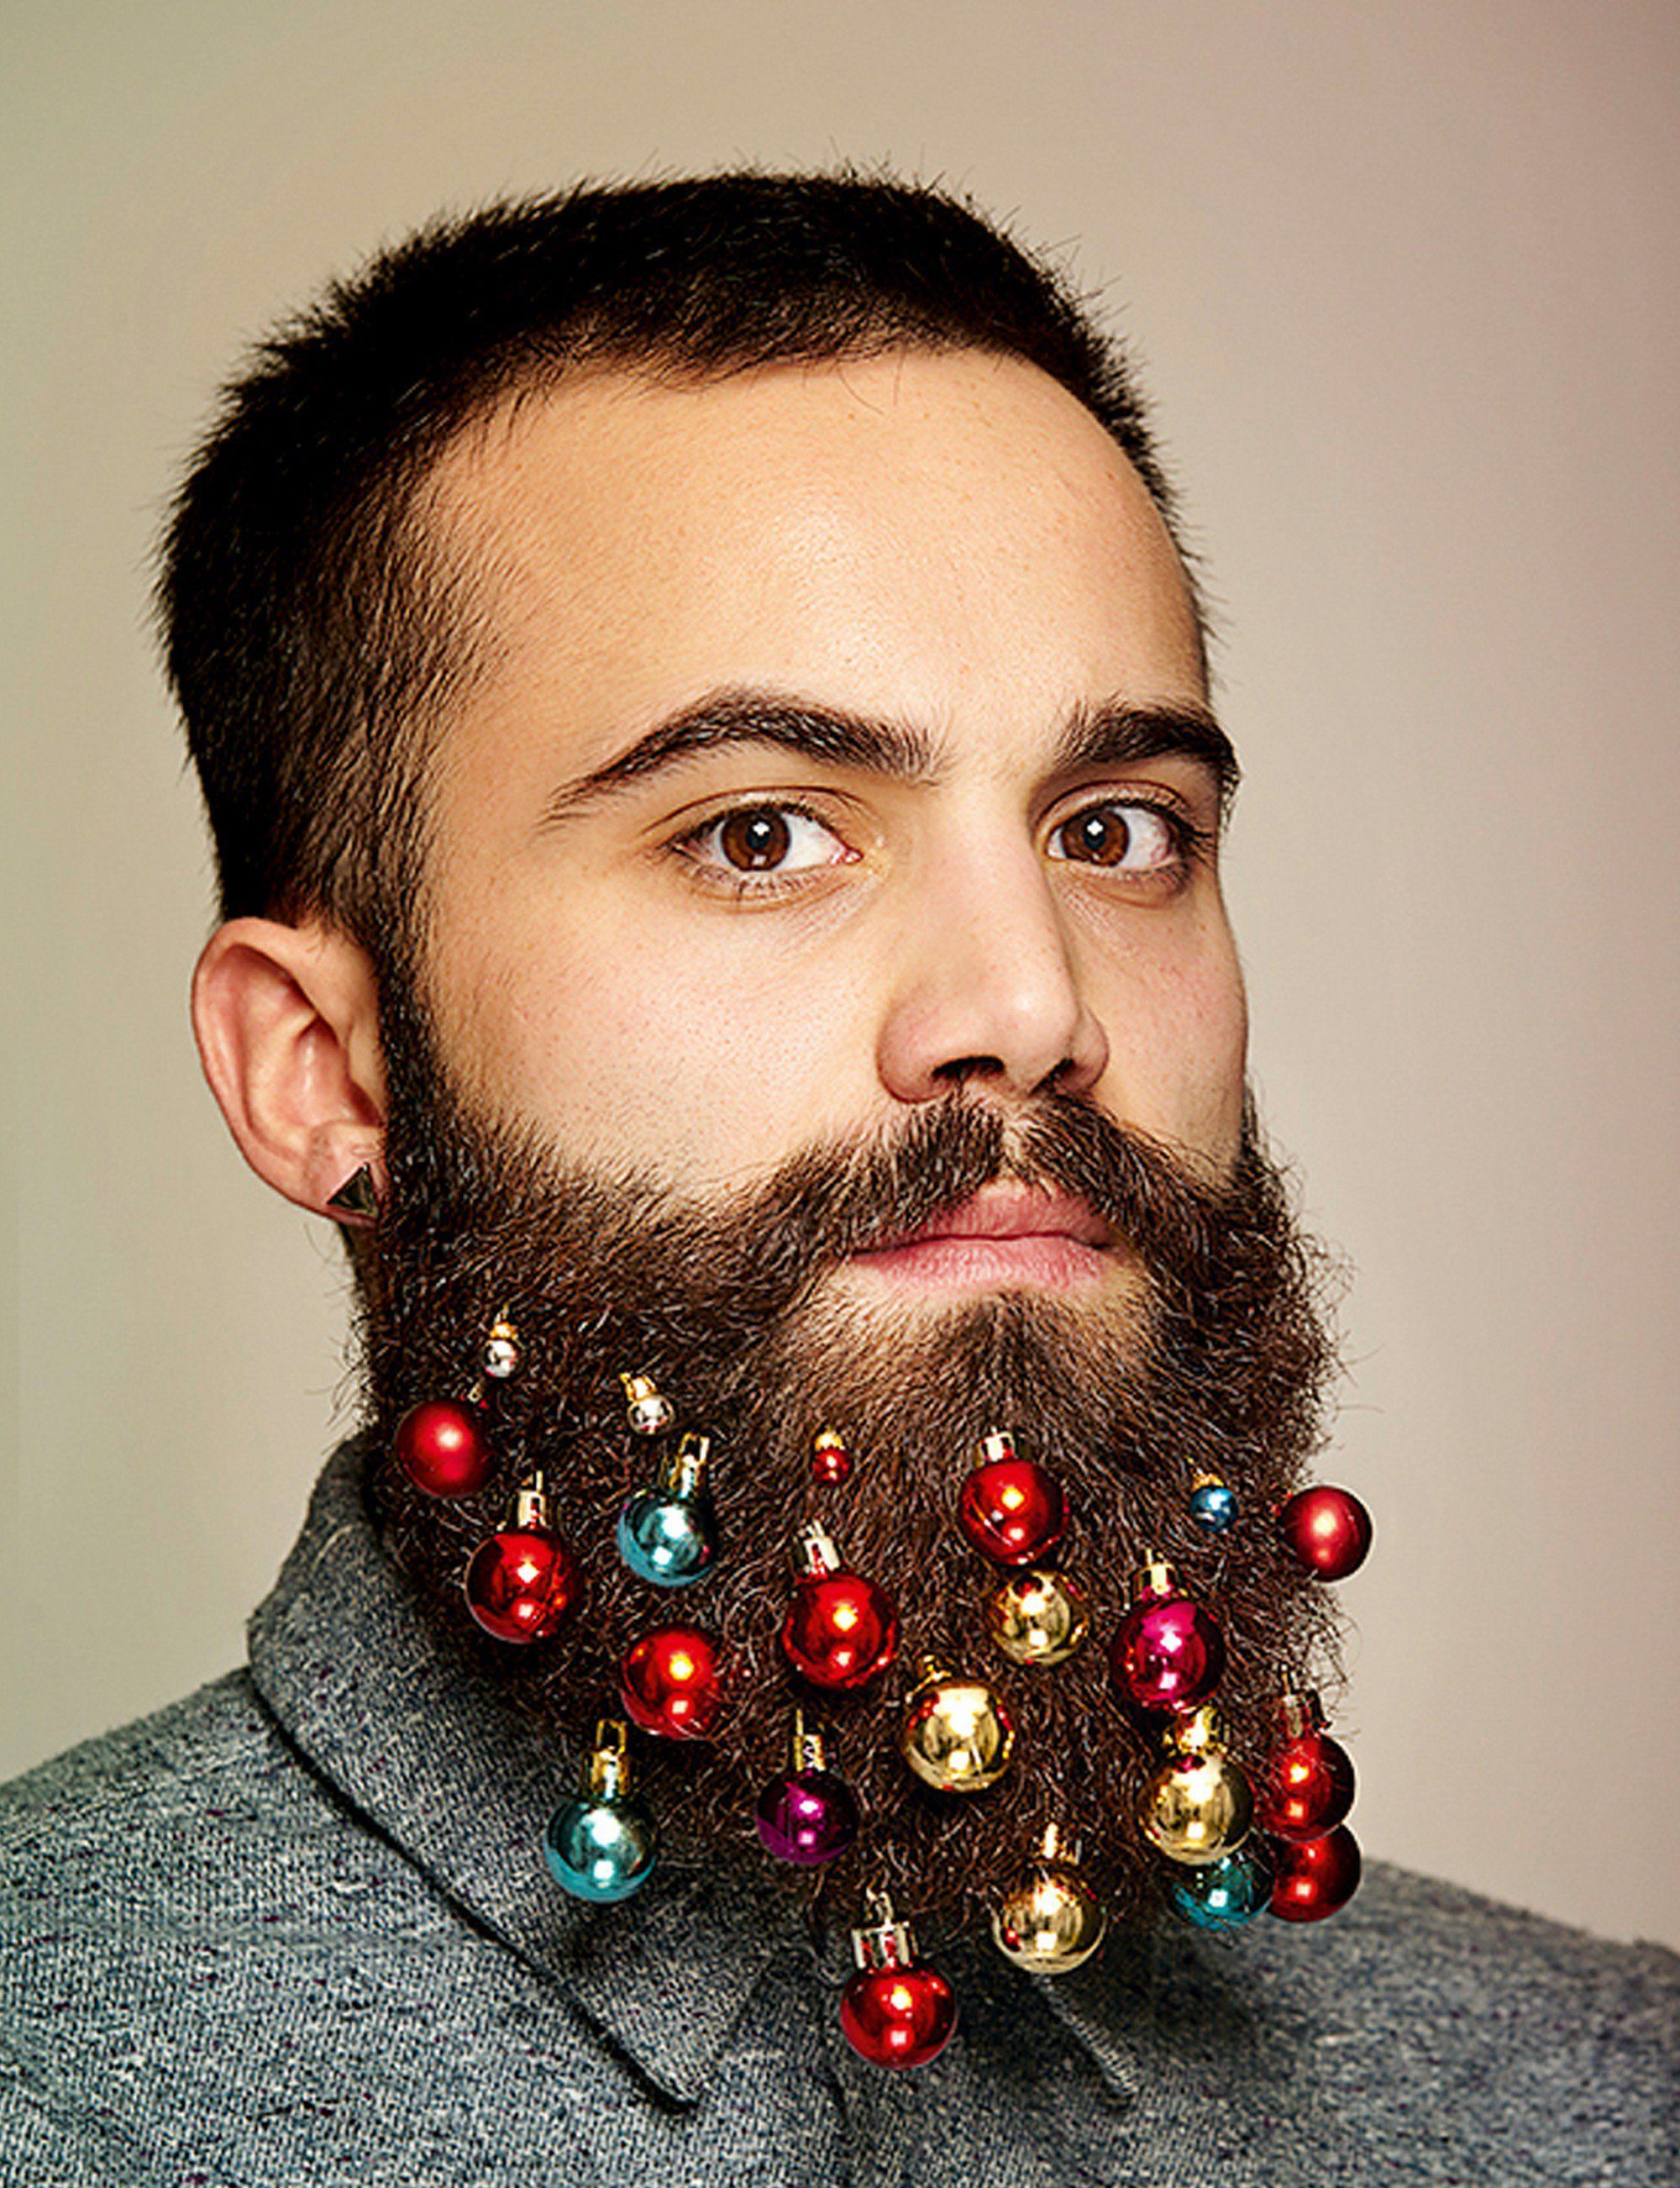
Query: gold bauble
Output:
[[1141, 1750, 1253, 1866], [991, 1862, 1107, 1974], [988, 1569, 1089, 1667], [900, 1663, 1016, 1792]]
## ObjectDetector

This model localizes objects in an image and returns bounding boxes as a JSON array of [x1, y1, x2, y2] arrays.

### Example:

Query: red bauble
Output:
[[1277, 1486, 1373, 1581], [1257, 1728, 1356, 1843], [620, 1627, 722, 1739], [839, 1964, 957, 2070], [1268, 1824, 1362, 1922], [463, 1528, 580, 1643], [395, 1398, 493, 1498], [1111, 1587, 1226, 1712], [958, 1457, 1066, 1565], [782, 1572, 899, 1690], [811, 1439, 853, 1486]]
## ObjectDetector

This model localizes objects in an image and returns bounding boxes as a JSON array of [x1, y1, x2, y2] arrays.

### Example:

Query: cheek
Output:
[[1089, 923, 1248, 1171], [433, 898, 871, 1184]]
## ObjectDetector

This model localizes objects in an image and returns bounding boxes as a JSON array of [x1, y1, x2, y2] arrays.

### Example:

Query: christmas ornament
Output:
[[1257, 1691, 1356, 1843], [990, 1823, 1106, 1974], [462, 1475, 580, 1643], [987, 1567, 1089, 1667], [839, 1892, 957, 2070], [619, 1625, 722, 1740], [480, 1312, 522, 1381], [543, 1721, 657, 1904], [1269, 1823, 1362, 1922], [394, 1396, 493, 1500], [620, 1371, 675, 1438], [753, 1712, 859, 1866], [1166, 1842, 1276, 1929], [1188, 1470, 1237, 1535], [1111, 1556, 1226, 1713], [1141, 1705, 1253, 1865], [781, 1523, 899, 1690], [811, 1428, 853, 1486], [958, 1430, 1067, 1565], [1277, 1485, 1372, 1581], [900, 1659, 1016, 1793], [617, 1432, 717, 1587]]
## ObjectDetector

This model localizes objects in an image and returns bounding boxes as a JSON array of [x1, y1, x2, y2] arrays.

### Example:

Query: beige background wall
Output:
[[5, 0, 1677, 1949]]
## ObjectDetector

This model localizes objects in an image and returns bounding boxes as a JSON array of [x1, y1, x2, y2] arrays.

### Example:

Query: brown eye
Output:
[[1049, 802, 1180, 873], [717, 807, 792, 870]]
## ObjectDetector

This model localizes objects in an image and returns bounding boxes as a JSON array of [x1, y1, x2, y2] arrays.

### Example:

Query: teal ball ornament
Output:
[[616, 1492, 716, 1586], [543, 1721, 658, 1903], [1189, 1477, 1237, 1534], [1167, 1842, 1275, 1929]]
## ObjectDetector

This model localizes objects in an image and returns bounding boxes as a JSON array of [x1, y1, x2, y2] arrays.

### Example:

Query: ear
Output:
[[192, 917, 389, 1218]]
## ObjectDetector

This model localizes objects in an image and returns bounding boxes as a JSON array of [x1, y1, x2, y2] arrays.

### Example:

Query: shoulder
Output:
[[1184, 1860, 1678, 2180]]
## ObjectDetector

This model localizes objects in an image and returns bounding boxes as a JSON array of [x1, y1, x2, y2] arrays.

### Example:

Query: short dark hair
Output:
[[159, 170, 1200, 950]]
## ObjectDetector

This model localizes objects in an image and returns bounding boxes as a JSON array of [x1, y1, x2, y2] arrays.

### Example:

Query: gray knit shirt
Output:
[[3, 1443, 1675, 2185]]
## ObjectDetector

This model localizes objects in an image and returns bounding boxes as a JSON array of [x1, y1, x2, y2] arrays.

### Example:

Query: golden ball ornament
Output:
[[1141, 1749, 1254, 1866], [987, 1569, 1089, 1667], [991, 1860, 1107, 1974], [900, 1663, 1016, 1792]]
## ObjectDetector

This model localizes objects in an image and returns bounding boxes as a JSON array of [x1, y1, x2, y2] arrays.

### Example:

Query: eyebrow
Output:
[[539, 687, 1239, 823]]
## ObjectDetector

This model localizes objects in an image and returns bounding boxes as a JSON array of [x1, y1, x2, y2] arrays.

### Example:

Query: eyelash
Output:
[[669, 797, 1213, 899]]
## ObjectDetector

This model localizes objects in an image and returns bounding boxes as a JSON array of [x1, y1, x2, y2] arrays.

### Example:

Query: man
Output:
[[3, 173, 1673, 2185]]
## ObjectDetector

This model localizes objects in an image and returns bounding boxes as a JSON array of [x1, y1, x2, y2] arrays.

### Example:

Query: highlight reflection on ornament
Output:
[[990, 1823, 1106, 1974], [987, 1567, 1089, 1667], [754, 1712, 858, 1866], [1167, 1842, 1275, 1929], [1111, 1556, 1226, 1712], [900, 1659, 1016, 1792], [462, 1475, 580, 1643], [617, 1432, 717, 1586], [543, 1721, 657, 1904], [839, 1891, 957, 2071]]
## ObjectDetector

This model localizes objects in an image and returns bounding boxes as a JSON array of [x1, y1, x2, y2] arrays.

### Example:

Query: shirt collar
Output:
[[248, 1439, 800, 2104]]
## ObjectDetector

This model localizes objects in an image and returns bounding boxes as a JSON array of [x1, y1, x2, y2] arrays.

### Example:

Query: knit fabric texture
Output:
[[3, 1442, 1676, 2185]]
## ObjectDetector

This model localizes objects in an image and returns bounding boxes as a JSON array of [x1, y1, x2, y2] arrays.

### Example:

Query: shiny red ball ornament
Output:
[[1258, 1727, 1357, 1843], [841, 1963, 957, 2070], [1268, 1824, 1362, 1922], [464, 1527, 580, 1644], [619, 1626, 722, 1739], [811, 1430, 853, 1486], [1277, 1485, 1373, 1581], [782, 1524, 898, 1690], [958, 1433, 1066, 1565], [1111, 1561, 1226, 1713], [395, 1397, 493, 1499]]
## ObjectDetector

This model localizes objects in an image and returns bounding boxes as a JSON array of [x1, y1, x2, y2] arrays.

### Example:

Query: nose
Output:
[[875, 834, 1110, 1105]]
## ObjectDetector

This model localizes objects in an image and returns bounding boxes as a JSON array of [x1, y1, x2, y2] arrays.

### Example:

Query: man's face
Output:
[[417, 350, 1245, 1283]]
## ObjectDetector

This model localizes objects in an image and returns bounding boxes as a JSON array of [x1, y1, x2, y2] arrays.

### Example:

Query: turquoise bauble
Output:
[[1167, 1842, 1274, 1929], [616, 1493, 716, 1586], [543, 1793, 658, 1903], [1189, 1480, 1238, 1534]]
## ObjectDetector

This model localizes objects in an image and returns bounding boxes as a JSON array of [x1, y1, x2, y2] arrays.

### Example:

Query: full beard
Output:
[[357, 988, 1345, 1935]]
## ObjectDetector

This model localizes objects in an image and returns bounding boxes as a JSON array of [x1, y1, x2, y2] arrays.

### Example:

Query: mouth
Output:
[[843, 1184, 1120, 1294]]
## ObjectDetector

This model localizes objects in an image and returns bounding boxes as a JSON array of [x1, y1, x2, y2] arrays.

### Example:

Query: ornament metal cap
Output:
[[658, 1433, 710, 1499], [794, 1520, 843, 1578], [790, 1708, 827, 1773], [324, 1162, 381, 1223], [509, 1473, 553, 1532], [851, 1889, 916, 1971], [974, 1428, 1016, 1466], [586, 1719, 633, 1802], [1131, 1551, 1177, 1599], [1165, 1704, 1226, 1755], [1277, 1690, 1325, 1740]]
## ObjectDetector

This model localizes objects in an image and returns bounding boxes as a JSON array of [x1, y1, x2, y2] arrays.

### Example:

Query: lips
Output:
[[846, 1186, 1117, 1293]]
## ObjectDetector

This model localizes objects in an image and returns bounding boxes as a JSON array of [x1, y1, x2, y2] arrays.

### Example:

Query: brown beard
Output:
[[359, 982, 1345, 1936]]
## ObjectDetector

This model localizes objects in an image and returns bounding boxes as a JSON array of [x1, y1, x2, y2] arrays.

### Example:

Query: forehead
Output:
[[426, 349, 1206, 771]]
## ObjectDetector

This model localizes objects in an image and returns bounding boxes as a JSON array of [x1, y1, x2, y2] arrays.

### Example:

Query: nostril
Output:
[[932, 1055, 1006, 1086]]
